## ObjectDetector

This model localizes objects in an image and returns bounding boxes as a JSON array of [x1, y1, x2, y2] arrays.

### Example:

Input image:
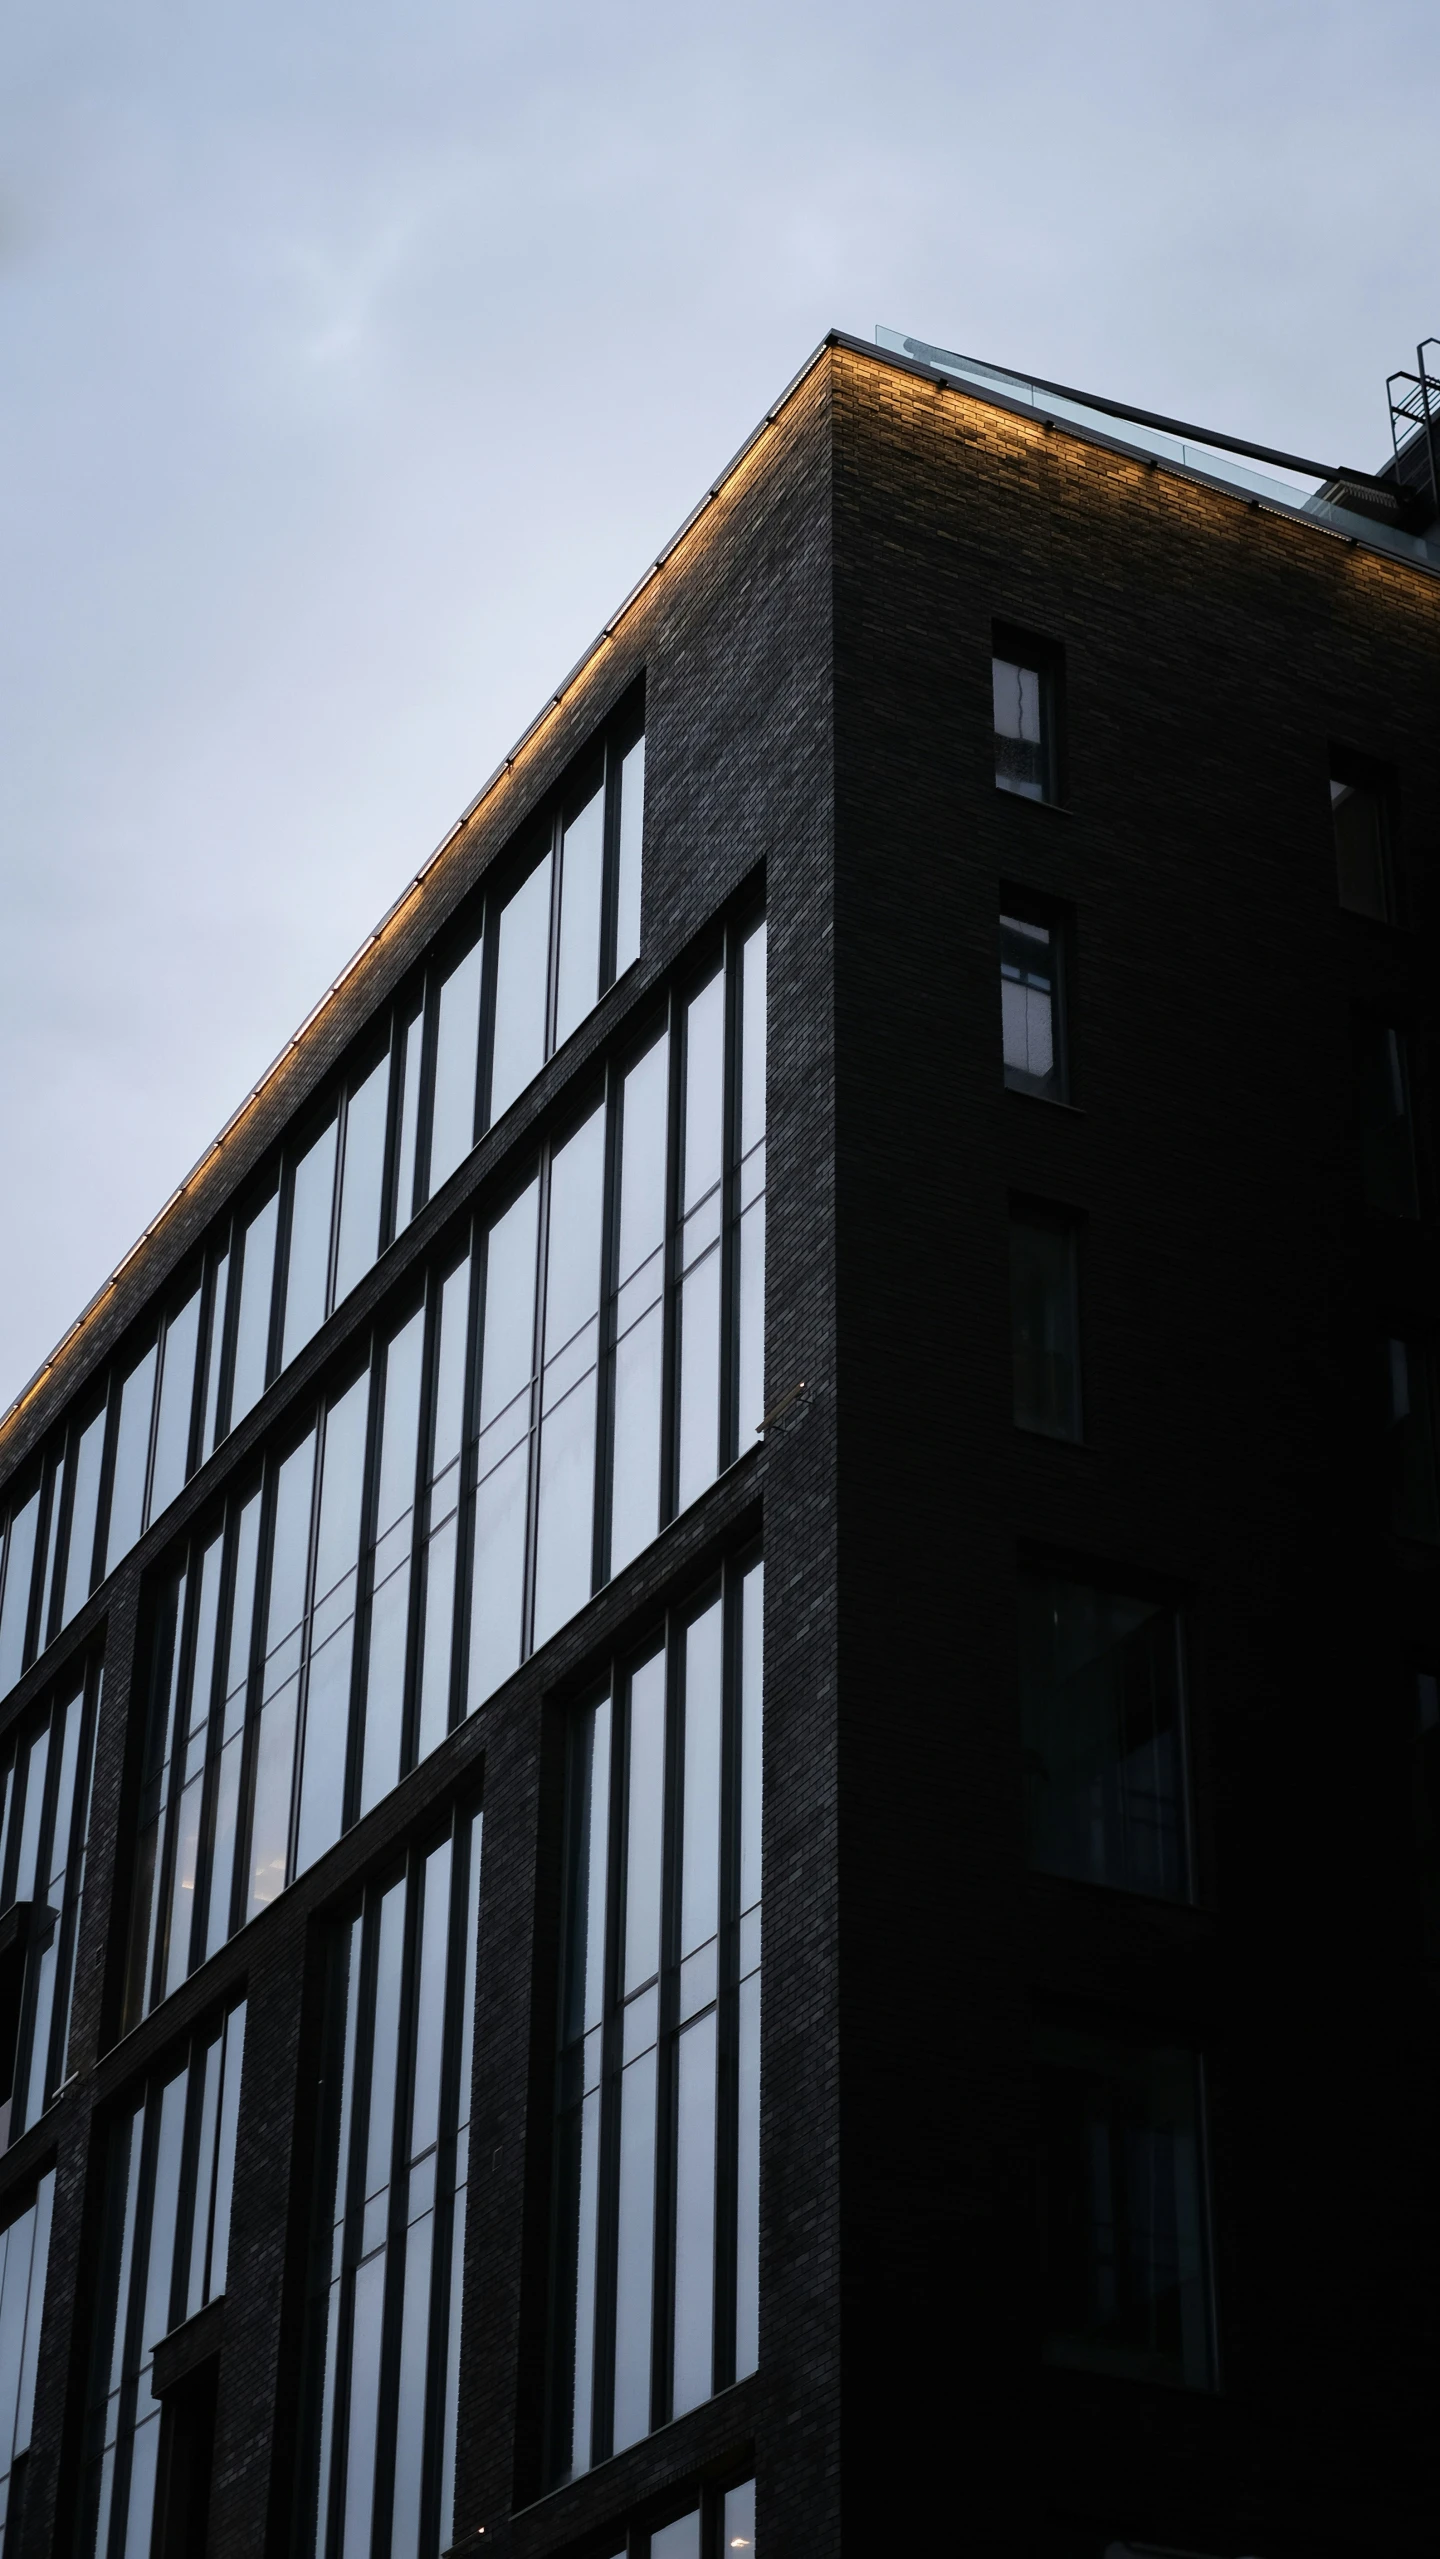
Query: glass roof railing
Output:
[[875, 326, 1440, 571]]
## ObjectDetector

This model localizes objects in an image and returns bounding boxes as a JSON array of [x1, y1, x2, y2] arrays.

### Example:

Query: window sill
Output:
[[1003, 1084, 1085, 1116], [995, 784, 1072, 815]]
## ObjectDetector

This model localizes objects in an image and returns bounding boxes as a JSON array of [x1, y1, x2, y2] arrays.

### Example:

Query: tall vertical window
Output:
[[1331, 758, 1392, 920], [1354, 1021, 1419, 1217], [0, 717, 648, 1716], [1000, 908, 1067, 1100], [597, 2477, 756, 2559], [1019, 1572, 1189, 1901], [548, 1556, 762, 2485], [993, 630, 1061, 803], [82, 2001, 246, 2559], [1010, 1207, 1082, 1440], [1035, 2025, 1214, 2389], [1382, 1336, 1440, 1542], [0, 2171, 55, 2546], [128, 915, 765, 2015], [297, 1805, 479, 2559], [0, 1663, 100, 2150]]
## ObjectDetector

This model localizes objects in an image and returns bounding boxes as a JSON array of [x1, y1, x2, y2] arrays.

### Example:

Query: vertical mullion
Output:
[[150, 1562, 200, 2013], [446, 1229, 484, 1745], [420, 1808, 468, 2553], [403, 1272, 443, 1782], [232, 1455, 276, 1944], [191, 1502, 237, 1970], [659, 991, 683, 1530], [591, 1666, 627, 2467], [325, 1089, 348, 1324], [346, 1346, 389, 1835], [719, 928, 742, 1473], [48, 1671, 98, 2093], [593, 1061, 623, 1598], [712, 1562, 743, 2390], [287, 1400, 330, 1887], [651, 1616, 683, 2433]]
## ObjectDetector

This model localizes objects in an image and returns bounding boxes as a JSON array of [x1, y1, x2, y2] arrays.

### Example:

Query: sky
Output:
[[2, 0, 1437, 1406]]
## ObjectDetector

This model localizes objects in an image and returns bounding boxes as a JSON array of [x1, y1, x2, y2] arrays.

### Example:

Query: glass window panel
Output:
[[651, 2515, 701, 2559], [409, 1837, 452, 2162], [0, 1492, 40, 1696], [143, 2069, 189, 2359], [150, 1286, 201, 1522], [163, 1770, 205, 2000], [611, 2045, 656, 2453], [201, 1247, 231, 1462], [429, 934, 484, 1196], [226, 1491, 262, 1710], [266, 1433, 318, 1659], [994, 655, 1048, 799], [230, 1192, 279, 1430], [619, 1035, 668, 1284], [283, 1117, 339, 1368], [1333, 773, 1390, 919], [740, 919, 766, 1160], [490, 853, 553, 1122], [534, 1373, 598, 1650], [1035, 2026, 1213, 2389], [1020, 1573, 1188, 1900], [1384, 1336, 1440, 1541], [467, 1442, 528, 1710], [615, 735, 644, 976], [377, 1310, 425, 1538], [555, 782, 605, 1048], [61, 1408, 105, 1624], [1010, 1213, 1081, 1440], [683, 971, 725, 1214], [360, 1562, 410, 1815], [334, 1051, 391, 1305], [739, 1562, 763, 1917], [183, 2035, 222, 2323], [671, 2010, 717, 2417], [247, 1677, 299, 1917], [1355, 1021, 1418, 1217], [417, 1513, 458, 1758], [106, 1344, 158, 1575], [480, 1182, 540, 1430], [623, 1651, 666, 1995], [1000, 913, 1063, 1099], [677, 1250, 722, 1511], [366, 1882, 406, 2206], [389, 2207, 435, 2552], [209, 2003, 245, 2296], [737, 1193, 766, 1453], [315, 1374, 369, 1609], [680, 1602, 722, 1958], [432, 1260, 471, 1483], [735, 1969, 760, 2379], [724, 2478, 757, 2558], [14, 1724, 49, 1904], [394, 1005, 424, 1237], [342, 2251, 386, 2559], [206, 1733, 244, 1960], [296, 1619, 354, 1875], [36, 1462, 65, 1654], [545, 1109, 606, 1360], [610, 1301, 664, 1575]]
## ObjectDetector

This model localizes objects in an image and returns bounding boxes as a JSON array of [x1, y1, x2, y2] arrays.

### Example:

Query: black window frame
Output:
[[992, 619, 1066, 807]]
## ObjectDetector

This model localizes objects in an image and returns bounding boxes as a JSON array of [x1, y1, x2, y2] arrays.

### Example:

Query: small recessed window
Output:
[[1010, 1208, 1081, 1440], [1035, 2025, 1215, 2390], [1382, 1336, 1440, 1542], [993, 628, 1062, 803], [1354, 1020, 1418, 1217], [1331, 756, 1393, 920], [1001, 907, 1068, 1100], [1019, 1571, 1189, 1900]]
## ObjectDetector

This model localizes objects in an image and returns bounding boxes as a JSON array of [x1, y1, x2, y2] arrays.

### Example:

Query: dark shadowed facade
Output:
[[0, 328, 1436, 2559]]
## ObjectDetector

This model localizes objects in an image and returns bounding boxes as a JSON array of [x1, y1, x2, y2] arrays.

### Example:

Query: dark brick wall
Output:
[[828, 343, 1440, 2555], [3, 333, 1438, 2559]]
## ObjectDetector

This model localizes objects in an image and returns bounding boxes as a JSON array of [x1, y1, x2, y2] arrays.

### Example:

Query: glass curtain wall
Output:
[[127, 914, 765, 2024], [596, 2476, 756, 2559], [0, 723, 645, 1712], [548, 1555, 762, 2485], [82, 2001, 246, 2559], [0, 1662, 100, 2152], [0, 2171, 56, 2551], [297, 1804, 479, 2559]]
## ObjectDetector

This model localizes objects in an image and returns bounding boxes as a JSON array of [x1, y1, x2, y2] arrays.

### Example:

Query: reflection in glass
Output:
[[284, 1118, 339, 1369], [1000, 913, 1064, 1099], [107, 1345, 158, 1577], [556, 783, 606, 1048], [62, 1408, 105, 1627], [230, 1193, 279, 1431], [615, 736, 644, 975], [1035, 2025, 1213, 2389], [0, 1492, 40, 1698], [994, 655, 1050, 799], [0, 1667, 98, 2148], [1020, 1573, 1188, 1899], [0, 2172, 55, 2535], [491, 856, 552, 1122], [150, 1288, 201, 1525], [335, 1051, 390, 1306], [429, 937, 484, 1196]]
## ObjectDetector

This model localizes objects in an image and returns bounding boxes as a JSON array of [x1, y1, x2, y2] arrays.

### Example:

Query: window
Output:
[[1382, 1337, 1440, 1542], [993, 629, 1061, 803], [1000, 907, 1067, 1100], [296, 1806, 478, 2559], [0, 2171, 54, 2545], [1354, 1021, 1418, 1217], [0, 1664, 100, 2149], [1331, 756, 1392, 920], [127, 915, 765, 2015], [1035, 2025, 1214, 2389], [597, 2478, 756, 2559], [0, 717, 648, 1715], [82, 2001, 246, 2558], [1010, 1207, 1081, 1440], [1020, 1572, 1189, 1900], [548, 1559, 762, 2485]]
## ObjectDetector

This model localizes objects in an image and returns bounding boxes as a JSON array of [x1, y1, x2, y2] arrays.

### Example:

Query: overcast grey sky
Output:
[[2, 0, 1436, 1405]]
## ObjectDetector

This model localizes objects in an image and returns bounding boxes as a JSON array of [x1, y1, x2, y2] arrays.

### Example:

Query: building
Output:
[[0, 323, 1437, 2559]]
